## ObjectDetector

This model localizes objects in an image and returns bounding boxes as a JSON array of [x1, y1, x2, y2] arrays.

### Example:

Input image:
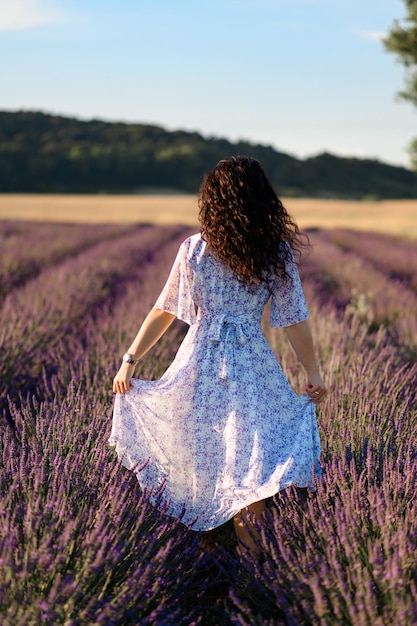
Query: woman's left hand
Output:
[[113, 363, 135, 394], [305, 373, 327, 404]]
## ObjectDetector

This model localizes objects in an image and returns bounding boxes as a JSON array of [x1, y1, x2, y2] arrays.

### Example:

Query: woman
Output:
[[110, 156, 327, 558]]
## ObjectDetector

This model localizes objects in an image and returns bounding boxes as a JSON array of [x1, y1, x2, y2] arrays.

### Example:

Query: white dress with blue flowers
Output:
[[110, 234, 321, 530]]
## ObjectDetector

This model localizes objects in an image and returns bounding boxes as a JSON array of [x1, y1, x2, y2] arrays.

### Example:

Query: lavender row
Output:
[[1, 224, 417, 623], [314, 228, 417, 293], [247, 292, 417, 623], [300, 233, 417, 352], [0, 221, 133, 299], [22, 228, 195, 410], [1, 390, 207, 625], [1, 228, 221, 624], [0, 224, 192, 416], [2, 279, 416, 624]]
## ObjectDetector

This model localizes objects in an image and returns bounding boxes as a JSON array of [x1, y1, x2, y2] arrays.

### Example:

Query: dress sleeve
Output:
[[153, 239, 197, 326], [270, 250, 309, 328]]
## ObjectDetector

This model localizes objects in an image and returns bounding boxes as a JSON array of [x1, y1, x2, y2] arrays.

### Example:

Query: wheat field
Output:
[[0, 194, 416, 236]]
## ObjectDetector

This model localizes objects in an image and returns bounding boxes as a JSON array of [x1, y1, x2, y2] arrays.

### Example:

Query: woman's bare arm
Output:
[[284, 319, 327, 403], [113, 308, 176, 394]]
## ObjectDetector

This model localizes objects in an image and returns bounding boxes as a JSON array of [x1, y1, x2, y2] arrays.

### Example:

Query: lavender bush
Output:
[[300, 231, 417, 354], [0, 224, 189, 415], [0, 222, 133, 300], [1, 223, 416, 625], [317, 229, 417, 293]]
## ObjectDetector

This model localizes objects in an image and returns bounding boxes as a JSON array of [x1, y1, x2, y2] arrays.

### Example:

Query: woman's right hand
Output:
[[113, 362, 135, 394]]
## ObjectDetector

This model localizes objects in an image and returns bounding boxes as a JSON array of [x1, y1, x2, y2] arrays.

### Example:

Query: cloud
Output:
[[353, 29, 386, 42], [0, 0, 72, 31]]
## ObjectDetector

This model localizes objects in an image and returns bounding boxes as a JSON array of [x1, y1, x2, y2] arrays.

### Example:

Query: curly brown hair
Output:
[[198, 156, 310, 284]]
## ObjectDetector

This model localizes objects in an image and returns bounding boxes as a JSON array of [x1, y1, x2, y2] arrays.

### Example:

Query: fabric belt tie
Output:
[[208, 314, 249, 380]]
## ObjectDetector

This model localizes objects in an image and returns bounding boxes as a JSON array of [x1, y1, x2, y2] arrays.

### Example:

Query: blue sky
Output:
[[1, 0, 415, 168]]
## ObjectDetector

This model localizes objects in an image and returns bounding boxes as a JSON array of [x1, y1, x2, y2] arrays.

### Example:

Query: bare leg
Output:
[[199, 528, 218, 553], [233, 499, 266, 559]]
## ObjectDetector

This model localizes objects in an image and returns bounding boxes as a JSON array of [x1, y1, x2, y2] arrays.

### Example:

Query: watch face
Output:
[[123, 354, 134, 363]]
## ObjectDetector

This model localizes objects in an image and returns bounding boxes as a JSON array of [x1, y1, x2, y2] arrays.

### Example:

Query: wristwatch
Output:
[[122, 353, 140, 365]]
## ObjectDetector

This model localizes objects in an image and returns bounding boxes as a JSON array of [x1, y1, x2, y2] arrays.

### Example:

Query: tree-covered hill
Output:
[[1, 110, 417, 198]]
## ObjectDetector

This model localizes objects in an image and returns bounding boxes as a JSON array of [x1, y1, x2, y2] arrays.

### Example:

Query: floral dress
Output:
[[110, 234, 321, 530]]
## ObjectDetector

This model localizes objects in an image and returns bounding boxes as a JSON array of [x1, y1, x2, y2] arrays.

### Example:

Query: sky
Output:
[[0, 0, 415, 168]]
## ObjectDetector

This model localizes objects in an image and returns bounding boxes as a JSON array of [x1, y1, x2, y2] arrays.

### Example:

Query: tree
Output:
[[384, 0, 417, 170]]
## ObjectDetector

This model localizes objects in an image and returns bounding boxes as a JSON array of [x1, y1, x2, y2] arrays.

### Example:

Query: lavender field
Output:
[[1, 222, 416, 625]]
